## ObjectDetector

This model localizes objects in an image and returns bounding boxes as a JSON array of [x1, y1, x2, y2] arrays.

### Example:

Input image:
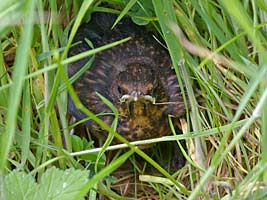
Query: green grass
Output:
[[0, 0, 267, 199]]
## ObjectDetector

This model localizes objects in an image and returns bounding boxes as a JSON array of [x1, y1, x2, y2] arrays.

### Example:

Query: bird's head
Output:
[[116, 63, 167, 117], [118, 63, 157, 99]]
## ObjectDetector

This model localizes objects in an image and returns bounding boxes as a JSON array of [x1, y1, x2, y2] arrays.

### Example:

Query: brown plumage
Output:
[[68, 13, 186, 154]]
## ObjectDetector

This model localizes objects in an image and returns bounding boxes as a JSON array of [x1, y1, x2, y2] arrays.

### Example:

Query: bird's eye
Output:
[[150, 84, 160, 98], [118, 86, 123, 95]]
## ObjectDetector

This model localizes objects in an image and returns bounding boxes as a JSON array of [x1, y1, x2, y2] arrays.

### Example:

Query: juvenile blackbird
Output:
[[68, 12, 186, 164]]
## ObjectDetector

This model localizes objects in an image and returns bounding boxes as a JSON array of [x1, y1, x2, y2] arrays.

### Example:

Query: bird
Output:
[[68, 12, 186, 167]]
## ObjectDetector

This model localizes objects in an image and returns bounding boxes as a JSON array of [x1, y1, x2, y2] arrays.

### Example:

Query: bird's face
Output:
[[117, 63, 160, 117], [118, 63, 157, 99]]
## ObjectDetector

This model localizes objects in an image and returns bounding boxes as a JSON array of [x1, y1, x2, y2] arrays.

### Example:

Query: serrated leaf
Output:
[[36, 167, 89, 200], [4, 168, 90, 200], [4, 171, 38, 200]]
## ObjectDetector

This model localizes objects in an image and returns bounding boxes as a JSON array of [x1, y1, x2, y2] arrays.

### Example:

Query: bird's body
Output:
[[68, 12, 185, 144]]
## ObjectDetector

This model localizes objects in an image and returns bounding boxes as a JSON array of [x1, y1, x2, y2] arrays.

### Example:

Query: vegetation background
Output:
[[0, 0, 266, 199]]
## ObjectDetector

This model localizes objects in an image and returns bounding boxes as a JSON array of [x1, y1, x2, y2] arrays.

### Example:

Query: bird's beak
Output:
[[120, 94, 155, 104]]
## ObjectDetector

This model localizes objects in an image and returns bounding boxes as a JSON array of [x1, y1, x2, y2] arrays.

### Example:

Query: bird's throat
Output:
[[128, 100, 149, 117]]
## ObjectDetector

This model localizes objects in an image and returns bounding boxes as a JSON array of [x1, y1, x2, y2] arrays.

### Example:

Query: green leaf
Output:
[[70, 135, 105, 163], [4, 171, 38, 200], [36, 167, 89, 200], [131, 0, 154, 25], [4, 168, 89, 200]]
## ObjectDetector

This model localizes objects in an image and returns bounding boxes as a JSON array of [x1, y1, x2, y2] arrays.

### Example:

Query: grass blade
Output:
[[0, 0, 36, 171]]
